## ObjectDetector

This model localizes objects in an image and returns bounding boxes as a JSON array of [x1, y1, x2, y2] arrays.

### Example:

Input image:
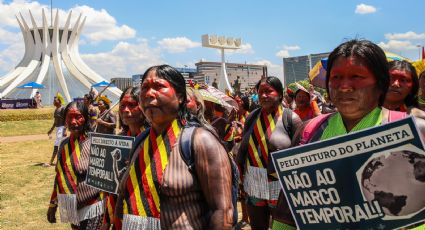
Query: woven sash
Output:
[[246, 106, 283, 168], [239, 111, 248, 125], [223, 123, 234, 142], [122, 119, 181, 229], [55, 136, 85, 224], [56, 136, 83, 195]]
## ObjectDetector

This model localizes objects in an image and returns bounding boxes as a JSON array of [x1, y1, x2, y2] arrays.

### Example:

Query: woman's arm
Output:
[[193, 128, 233, 230]]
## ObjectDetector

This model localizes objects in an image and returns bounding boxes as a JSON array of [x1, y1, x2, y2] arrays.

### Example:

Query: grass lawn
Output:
[[0, 139, 68, 229], [0, 119, 53, 137]]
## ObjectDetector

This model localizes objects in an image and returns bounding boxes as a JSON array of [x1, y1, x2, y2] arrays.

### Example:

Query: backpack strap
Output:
[[300, 113, 333, 145], [179, 126, 197, 172]]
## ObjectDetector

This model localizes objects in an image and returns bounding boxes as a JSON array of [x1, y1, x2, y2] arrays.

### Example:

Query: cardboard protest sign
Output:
[[86, 133, 134, 194], [271, 117, 425, 229]]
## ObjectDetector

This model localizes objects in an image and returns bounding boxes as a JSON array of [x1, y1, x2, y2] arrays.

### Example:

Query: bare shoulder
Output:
[[193, 127, 222, 147]]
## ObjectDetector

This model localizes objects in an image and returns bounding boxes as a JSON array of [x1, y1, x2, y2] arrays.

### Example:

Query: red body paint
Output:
[[66, 107, 86, 136], [328, 56, 381, 121], [258, 82, 280, 113], [140, 71, 180, 127], [386, 69, 413, 103]]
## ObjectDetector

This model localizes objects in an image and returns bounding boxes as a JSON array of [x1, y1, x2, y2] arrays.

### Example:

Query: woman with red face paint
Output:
[[101, 86, 146, 230], [47, 102, 104, 229], [293, 40, 425, 145], [384, 60, 419, 112], [236, 76, 302, 230], [115, 65, 233, 229], [291, 39, 425, 230]]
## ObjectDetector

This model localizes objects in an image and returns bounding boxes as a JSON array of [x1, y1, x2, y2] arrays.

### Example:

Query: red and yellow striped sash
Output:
[[56, 136, 84, 194], [239, 111, 249, 125], [223, 123, 234, 142], [246, 106, 283, 168], [123, 119, 181, 218]]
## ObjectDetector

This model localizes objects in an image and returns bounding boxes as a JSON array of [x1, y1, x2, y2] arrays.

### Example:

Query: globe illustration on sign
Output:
[[360, 150, 425, 217]]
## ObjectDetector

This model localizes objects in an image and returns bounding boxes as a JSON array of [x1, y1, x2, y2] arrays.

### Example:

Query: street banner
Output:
[[271, 117, 425, 229], [86, 133, 135, 194]]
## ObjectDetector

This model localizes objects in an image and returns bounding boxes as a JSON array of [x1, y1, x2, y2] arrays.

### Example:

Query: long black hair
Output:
[[118, 86, 145, 133], [388, 60, 419, 107], [141, 64, 189, 122], [326, 39, 390, 106], [255, 76, 284, 102], [64, 101, 90, 136]]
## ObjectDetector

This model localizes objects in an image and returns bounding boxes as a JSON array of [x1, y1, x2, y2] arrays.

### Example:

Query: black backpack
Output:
[[131, 123, 240, 226]]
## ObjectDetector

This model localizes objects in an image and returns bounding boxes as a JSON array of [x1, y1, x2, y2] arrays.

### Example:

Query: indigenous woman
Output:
[[294, 40, 425, 145], [47, 102, 104, 229], [384, 60, 419, 112], [293, 85, 321, 121], [115, 65, 233, 229], [96, 97, 116, 134], [293, 39, 425, 230], [102, 86, 146, 230], [236, 76, 302, 230]]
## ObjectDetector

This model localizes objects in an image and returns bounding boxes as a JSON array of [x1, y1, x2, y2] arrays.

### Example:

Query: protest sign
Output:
[[271, 117, 425, 229], [86, 133, 134, 194]]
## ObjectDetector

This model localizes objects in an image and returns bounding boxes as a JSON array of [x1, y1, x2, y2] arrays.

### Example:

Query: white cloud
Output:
[[81, 40, 164, 79], [253, 59, 282, 80], [385, 31, 425, 40], [0, 1, 136, 43], [355, 4, 377, 14], [275, 44, 301, 58], [0, 42, 25, 74], [158, 37, 201, 53], [283, 45, 300, 51], [378, 40, 418, 51], [0, 28, 21, 45], [69, 5, 136, 42], [276, 50, 290, 58], [228, 43, 254, 54]]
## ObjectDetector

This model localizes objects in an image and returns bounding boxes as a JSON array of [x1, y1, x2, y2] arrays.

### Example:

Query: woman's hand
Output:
[[47, 205, 57, 223]]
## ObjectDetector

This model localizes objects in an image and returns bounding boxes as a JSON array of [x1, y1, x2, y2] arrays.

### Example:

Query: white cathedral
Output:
[[0, 9, 122, 104]]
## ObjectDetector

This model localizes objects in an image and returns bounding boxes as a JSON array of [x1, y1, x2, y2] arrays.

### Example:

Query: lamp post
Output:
[[417, 44, 422, 60], [202, 34, 241, 93]]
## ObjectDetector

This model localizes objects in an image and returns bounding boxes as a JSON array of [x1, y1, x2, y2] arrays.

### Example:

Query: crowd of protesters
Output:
[[44, 39, 425, 230]]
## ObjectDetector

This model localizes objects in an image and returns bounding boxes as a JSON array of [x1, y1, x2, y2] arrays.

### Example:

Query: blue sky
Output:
[[0, 0, 424, 81]]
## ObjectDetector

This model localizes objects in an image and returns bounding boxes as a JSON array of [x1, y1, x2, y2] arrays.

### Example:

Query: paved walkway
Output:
[[0, 134, 49, 143]]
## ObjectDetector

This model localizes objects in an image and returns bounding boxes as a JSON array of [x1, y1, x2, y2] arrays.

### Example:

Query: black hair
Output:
[[326, 39, 389, 106], [388, 60, 419, 107], [420, 71, 425, 80], [98, 98, 110, 110], [84, 94, 94, 103], [255, 76, 284, 101], [64, 101, 90, 136], [240, 96, 250, 111], [294, 89, 311, 99], [118, 86, 145, 133], [141, 64, 189, 121]]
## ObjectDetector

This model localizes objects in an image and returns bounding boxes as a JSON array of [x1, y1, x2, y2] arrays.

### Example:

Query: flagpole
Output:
[[50, 0, 52, 26]]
